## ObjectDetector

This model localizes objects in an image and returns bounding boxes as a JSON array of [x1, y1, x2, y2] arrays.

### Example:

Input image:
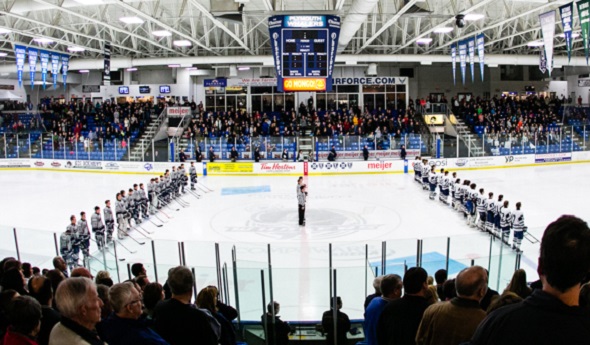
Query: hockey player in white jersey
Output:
[[485, 192, 495, 234], [492, 195, 505, 238], [466, 183, 478, 226], [428, 166, 437, 200], [414, 156, 422, 183], [436, 168, 445, 195], [421, 159, 430, 190], [189, 162, 198, 190], [148, 178, 158, 215], [499, 200, 512, 245], [61, 215, 76, 270], [77, 211, 91, 264], [440, 171, 451, 204], [91, 206, 105, 250], [476, 188, 487, 232], [511, 202, 526, 252], [104, 200, 114, 244], [139, 183, 149, 219], [451, 177, 460, 209]]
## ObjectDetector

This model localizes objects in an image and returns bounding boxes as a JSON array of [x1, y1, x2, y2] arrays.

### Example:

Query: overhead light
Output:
[[238, 66, 250, 71], [185, 67, 198, 71], [73, 0, 104, 4], [434, 27, 454, 34], [67, 46, 85, 52], [420, 61, 432, 65], [168, 64, 180, 68], [487, 64, 498, 68], [464, 13, 485, 21], [556, 32, 580, 39], [173, 40, 192, 47], [527, 40, 544, 47], [0, 53, 7, 57], [79, 70, 90, 73], [33, 38, 54, 44], [119, 17, 144, 24], [152, 30, 172, 37], [126, 67, 138, 71], [0, 29, 11, 35], [416, 38, 433, 45]]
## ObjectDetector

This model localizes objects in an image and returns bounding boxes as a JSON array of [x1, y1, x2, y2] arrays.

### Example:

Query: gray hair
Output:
[[109, 282, 135, 313], [167, 266, 194, 295], [373, 276, 383, 294], [55, 277, 95, 319]]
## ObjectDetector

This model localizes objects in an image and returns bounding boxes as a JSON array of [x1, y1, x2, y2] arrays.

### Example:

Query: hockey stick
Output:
[[87, 254, 117, 269], [154, 213, 168, 222], [133, 223, 153, 237], [196, 183, 210, 193], [524, 229, 538, 244], [173, 198, 189, 207], [115, 239, 137, 254], [148, 217, 164, 227], [198, 181, 214, 192], [120, 229, 145, 245], [187, 189, 201, 198], [158, 208, 173, 219]]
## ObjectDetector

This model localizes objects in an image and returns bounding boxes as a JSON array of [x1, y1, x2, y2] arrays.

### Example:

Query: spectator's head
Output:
[[45, 269, 65, 299], [28, 276, 53, 306], [6, 296, 42, 338], [486, 292, 523, 314], [96, 284, 112, 320], [167, 266, 194, 298], [71, 267, 93, 279], [380, 274, 403, 300], [196, 286, 218, 314], [55, 277, 103, 330], [505, 268, 530, 299], [328, 296, 342, 309], [109, 282, 143, 320], [143, 282, 164, 312], [443, 279, 457, 300], [424, 285, 439, 304], [21, 263, 32, 278], [1, 268, 26, 293], [95, 271, 113, 287], [435, 269, 448, 285], [3, 259, 21, 273], [455, 266, 488, 302], [372, 276, 383, 295], [538, 215, 590, 294], [403, 267, 428, 295], [131, 263, 146, 278], [0, 290, 19, 313], [267, 301, 280, 315]]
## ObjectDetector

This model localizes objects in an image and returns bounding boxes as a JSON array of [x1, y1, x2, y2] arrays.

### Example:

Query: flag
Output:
[[14, 45, 26, 88], [559, 3, 573, 63], [539, 11, 556, 75]]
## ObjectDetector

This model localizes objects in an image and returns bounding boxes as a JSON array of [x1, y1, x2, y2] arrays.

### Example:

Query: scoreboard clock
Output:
[[268, 15, 341, 92]]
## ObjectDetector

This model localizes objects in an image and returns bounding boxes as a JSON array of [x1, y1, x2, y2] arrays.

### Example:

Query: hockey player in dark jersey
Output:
[[91, 206, 105, 250], [104, 200, 114, 244], [61, 215, 76, 270], [77, 211, 91, 264]]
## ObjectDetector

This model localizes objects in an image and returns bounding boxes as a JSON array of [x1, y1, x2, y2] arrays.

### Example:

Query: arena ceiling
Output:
[[0, 0, 579, 64]]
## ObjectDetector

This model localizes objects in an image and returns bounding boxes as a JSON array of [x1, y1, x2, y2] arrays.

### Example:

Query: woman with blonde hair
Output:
[[504, 269, 532, 299], [196, 286, 236, 345]]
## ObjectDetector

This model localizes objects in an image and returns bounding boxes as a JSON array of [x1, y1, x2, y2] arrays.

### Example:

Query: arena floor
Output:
[[0, 162, 588, 321]]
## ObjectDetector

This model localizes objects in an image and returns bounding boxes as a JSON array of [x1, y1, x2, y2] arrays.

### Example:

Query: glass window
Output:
[[316, 93, 327, 111], [337, 85, 359, 93], [251, 86, 273, 94], [387, 85, 397, 93], [349, 94, 359, 109], [363, 85, 385, 93], [274, 94, 284, 112], [226, 96, 236, 111], [397, 84, 406, 92], [375, 94, 385, 109], [205, 96, 215, 112], [285, 93, 295, 112], [363, 94, 374, 110], [252, 95, 262, 112], [262, 95, 273, 112]]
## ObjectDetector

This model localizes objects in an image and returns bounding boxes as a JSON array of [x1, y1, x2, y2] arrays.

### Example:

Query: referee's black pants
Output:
[[298, 204, 305, 225]]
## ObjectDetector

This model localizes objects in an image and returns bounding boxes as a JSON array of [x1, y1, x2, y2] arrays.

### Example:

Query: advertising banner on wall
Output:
[[40, 51, 50, 89], [27, 48, 38, 88], [208, 162, 253, 174], [539, 10, 555, 75], [14, 45, 26, 88], [559, 3, 574, 62]]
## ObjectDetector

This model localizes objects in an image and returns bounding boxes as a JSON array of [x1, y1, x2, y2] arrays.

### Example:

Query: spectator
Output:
[[262, 301, 291, 345], [21, 263, 33, 286], [134, 275, 150, 291], [364, 276, 383, 310], [70, 267, 93, 280], [441, 279, 456, 301], [49, 277, 106, 345], [96, 285, 112, 321], [52, 257, 68, 278], [503, 268, 532, 299], [196, 287, 236, 345], [153, 266, 217, 345], [94, 272, 113, 288], [97, 282, 168, 345], [28, 276, 60, 345], [364, 274, 402, 345], [434, 269, 447, 301], [131, 263, 147, 279], [3, 296, 42, 345], [230, 146, 239, 162], [327, 145, 337, 161], [415, 266, 488, 345], [143, 283, 164, 320], [208, 147, 215, 162], [0, 290, 20, 338], [321, 296, 351, 345], [485, 292, 522, 314], [377, 267, 432, 345], [470, 215, 590, 344], [2, 269, 27, 296], [203, 286, 238, 322], [43, 271, 64, 302], [424, 285, 439, 305]]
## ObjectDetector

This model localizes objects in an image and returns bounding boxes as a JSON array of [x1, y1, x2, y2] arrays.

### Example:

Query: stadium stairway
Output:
[[128, 112, 163, 161], [454, 117, 485, 156]]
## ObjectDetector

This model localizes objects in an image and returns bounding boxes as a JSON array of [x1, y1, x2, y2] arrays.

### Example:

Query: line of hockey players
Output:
[[413, 156, 527, 253], [59, 162, 200, 270]]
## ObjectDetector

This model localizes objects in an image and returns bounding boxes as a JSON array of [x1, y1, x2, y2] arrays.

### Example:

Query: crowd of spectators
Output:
[[0, 214, 588, 345]]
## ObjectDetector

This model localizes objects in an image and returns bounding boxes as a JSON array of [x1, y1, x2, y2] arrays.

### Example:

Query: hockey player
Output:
[[139, 183, 149, 219], [466, 183, 478, 226], [437, 168, 445, 195], [439, 171, 450, 204], [91, 206, 105, 250], [428, 166, 437, 200], [493, 195, 505, 238], [77, 211, 91, 264], [61, 215, 76, 270], [499, 200, 512, 245], [485, 192, 495, 234], [414, 156, 422, 183], [421, 159, 430, 190], [128, 188, 140, 225], [179, 164, 188, 194], [104, 200, 114, 244], [189, 162, 198, 190], [452, 178, 461, 209], [115, 193, 128, 240], [476, 188, 488, 232], [132, 185, 143, 221], [148, 178, 158, 214], [511, 202, 526, 252]]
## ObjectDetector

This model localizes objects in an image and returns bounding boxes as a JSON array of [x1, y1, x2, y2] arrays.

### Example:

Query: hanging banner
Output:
[[451, 45, 457, 85], [539, 11, 556, 75], [476, 33, 485, 81], [61, 54, 69, 88], [458, 40, 467, 85], [468, 38, 475, 83], [28, 48, 38, 88], [578, 0, 590, 64], [539, 49, 547, 74], [51, 53, 60, 88], [15, 45, 26, 88], [40, 51, 50, 89], [559, 3, 574, 63], [103, 42, 111, 85]]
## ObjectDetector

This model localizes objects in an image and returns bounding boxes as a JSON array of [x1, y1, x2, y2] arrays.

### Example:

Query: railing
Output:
[[0, 224, 523, 322]]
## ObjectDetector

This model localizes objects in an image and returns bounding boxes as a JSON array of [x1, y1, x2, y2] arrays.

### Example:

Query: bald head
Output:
[[71, 267, 93, 279], [455, 266, 488, 301]]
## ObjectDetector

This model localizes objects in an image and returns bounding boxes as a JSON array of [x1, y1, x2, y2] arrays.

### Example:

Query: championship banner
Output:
[[559, 3, 574, 63], [468, 38, 475, 83], [103, 42, 111, 85], [578, 0, 590, 63], [539, 49, 547, 74], [14, 45, 26, 87], [28, 48, 38, 88], [40, 51, 50, 89], [476, 33, 485, 81], [539, 10, 556, 75], [61, 54, 69, 88], [458, 40, 467, 85], [51, 53, 60, 88], [451, 45, 457, 85]]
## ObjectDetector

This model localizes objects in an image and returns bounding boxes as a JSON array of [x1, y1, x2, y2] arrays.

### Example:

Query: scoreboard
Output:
[[269, 15, 341, 92]]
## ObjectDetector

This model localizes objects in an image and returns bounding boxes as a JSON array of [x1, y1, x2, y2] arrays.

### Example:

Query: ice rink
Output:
[[0, 162, 588, 321]]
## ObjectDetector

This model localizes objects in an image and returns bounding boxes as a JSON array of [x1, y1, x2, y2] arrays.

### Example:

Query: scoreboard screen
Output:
[[269, 15, 340, 92]]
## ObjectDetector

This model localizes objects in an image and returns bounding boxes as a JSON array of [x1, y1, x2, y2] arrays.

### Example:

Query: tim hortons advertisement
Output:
[[255, 162, 303, 174]]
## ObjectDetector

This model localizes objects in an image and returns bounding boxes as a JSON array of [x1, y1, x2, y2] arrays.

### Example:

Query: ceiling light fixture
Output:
[[238, 66, 250, 71], [464, 13, 485, 21], [416, 38, 433, 45], [0, 29, 11, 35], [168, 64, 180, 68], [119, 17, 144, 24], [33, 38, 54, 44], [126, 67, 138, 71], [79, 70, 90, 73], [0, 53, 7, 57], [67, 46, 85, 52], [527, 40, 544, 47], [173, 40, 192, 47], [434, 27, 454, 34], [152, 30, 172, 37]]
